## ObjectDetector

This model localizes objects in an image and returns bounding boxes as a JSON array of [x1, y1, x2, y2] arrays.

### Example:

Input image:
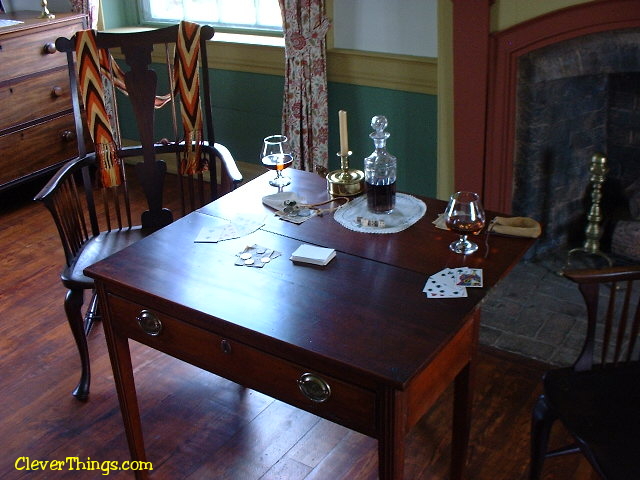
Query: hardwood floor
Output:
[[0, 175, 597, 479]]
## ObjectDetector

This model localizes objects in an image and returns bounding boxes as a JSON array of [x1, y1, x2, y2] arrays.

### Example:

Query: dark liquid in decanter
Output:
[[366, 181, 396, 213]]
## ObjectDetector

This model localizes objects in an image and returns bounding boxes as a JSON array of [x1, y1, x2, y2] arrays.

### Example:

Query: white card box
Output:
[[290, 244, 336, 266]]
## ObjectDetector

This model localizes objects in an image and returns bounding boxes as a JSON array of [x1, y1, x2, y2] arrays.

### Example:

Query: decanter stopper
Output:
[[364, 115, 397, 213]]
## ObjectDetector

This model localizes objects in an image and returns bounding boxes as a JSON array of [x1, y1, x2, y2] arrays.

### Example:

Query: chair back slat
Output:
[[601, 285, 615, 363], [51, 179, 88, 265], [566, 266, 640, 371], [612, 282, 632, 363], [64, 181, 88, 254], [628, 303, 640, 361], [45, 170, 90, 266], [101, 189, 113, 232]]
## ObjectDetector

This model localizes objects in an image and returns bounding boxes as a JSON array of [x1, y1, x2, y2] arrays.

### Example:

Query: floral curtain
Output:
[[278, 0, 330, 174], [69, 0, 100, 29]]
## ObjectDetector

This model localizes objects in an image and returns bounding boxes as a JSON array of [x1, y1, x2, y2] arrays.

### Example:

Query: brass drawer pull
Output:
[[297, 373, 331, 403], [136, 310, 162, 336]]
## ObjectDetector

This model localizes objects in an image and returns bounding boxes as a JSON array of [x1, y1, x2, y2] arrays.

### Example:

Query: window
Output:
[[138, 0, 283, 33]]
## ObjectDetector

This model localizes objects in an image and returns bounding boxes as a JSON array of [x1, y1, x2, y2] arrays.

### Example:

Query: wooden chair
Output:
[[34, 23, 242, 400], [529, 265, 640, 479]]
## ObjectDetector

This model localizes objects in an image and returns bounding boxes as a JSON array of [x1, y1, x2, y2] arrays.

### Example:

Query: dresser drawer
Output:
[[0, 21, 81, 83], [0, 67, 71, 130], [0, 113, 78, 185], [107, 294, 378, 436]]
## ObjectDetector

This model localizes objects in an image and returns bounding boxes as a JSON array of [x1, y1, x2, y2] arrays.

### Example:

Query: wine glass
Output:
[[444, 191, 486, 255], [261, 135, 293, 187]]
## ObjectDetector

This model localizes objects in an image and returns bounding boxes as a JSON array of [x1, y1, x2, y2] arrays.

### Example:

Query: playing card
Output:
[[423, 268, 468, 298], [456, 268, 483, 287]]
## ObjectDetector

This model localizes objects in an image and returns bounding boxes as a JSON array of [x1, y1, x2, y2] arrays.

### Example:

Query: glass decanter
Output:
[[364, 115, 397, 214]]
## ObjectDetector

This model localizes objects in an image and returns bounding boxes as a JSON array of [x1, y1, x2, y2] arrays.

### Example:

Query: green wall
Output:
[[327, 83, 437, 197], [119, 68, 438, 198], [209, 72, 438, 197], [100, 2, 139, 29], [209, 70, 284, 165]]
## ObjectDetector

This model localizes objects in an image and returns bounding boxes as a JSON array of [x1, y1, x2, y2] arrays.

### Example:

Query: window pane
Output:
[[139, 0, 282, 31], [256, 0, 282, 28], [148, 0, 184, 20], [219, 0, 255, 26], [184, 0, 219, 23]]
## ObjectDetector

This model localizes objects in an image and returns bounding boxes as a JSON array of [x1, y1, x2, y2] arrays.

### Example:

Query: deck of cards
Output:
[[423, 267, 483, 298]]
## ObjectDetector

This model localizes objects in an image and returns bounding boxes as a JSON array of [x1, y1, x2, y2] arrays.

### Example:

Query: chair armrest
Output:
[[213, 142, 243, 193], [118, 141, 242, 197], [564, 265, 640, 284], [34, 154, 97, 203]]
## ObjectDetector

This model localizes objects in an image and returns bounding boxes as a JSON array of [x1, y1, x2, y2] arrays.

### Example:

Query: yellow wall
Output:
[[437, 0, 454, 200], [490, 0, 593, 32]]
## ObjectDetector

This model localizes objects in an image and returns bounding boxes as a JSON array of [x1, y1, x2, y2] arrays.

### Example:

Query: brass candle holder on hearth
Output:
[[564, 153, 613, 269]]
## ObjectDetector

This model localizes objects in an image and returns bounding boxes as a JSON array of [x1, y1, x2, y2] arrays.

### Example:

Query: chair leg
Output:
[[529, 394, 556, 480], [64, 289, 90, 401], [84, 291, 100, 336]]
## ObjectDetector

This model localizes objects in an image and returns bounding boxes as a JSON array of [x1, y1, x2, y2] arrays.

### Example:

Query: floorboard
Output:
[[0, 173, 597, 479]]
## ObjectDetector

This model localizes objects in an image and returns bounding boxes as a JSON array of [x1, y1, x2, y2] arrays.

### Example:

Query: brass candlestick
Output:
[[564, 153, 612, 269], [326, 151, 364, 197], [40, 0, 55, 19]]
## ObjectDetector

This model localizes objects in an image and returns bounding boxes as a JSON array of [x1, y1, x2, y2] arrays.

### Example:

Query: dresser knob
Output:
[[42, 42, 58, 55], [61, 130, 75, 142], [43, 42, 57, 54], [52, 86, 63, 97], [297, 373, 331, 403], [221, 339, 232, 354], [136, 310, 163, 336]]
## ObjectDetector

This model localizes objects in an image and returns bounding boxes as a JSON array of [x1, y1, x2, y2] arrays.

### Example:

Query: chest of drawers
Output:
[[0, 11, 85, 190]]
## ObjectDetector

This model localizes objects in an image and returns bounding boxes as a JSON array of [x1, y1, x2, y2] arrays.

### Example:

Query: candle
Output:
[[338, 110, 349, 156]]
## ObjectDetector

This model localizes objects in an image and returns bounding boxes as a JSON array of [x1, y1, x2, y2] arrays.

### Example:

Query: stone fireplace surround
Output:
[[452, 1, 640, 230]]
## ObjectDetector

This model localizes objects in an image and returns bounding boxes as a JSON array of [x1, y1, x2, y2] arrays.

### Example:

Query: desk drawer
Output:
[[0, 67, 71, 130], [107, 294, 378, 436]]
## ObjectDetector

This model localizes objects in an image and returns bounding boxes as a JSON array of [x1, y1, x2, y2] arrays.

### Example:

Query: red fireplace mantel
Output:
[[452, 0, 640, 212]]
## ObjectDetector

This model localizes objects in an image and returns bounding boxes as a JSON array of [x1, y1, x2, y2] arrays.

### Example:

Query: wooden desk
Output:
[[86, 170, 535, 479]]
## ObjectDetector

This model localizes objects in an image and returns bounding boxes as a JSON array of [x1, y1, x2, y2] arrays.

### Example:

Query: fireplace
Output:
[[452, 0, 640, 260], [513, 29, 640, 258]]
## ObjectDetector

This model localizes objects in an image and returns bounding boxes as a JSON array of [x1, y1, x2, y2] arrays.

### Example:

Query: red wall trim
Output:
[[451, 0, 491, 197]]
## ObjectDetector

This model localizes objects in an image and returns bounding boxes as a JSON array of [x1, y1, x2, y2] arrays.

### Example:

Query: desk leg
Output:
[[100, 303, 149, 479], [451, 361, 473, 480], [450, 309, 479, 480], [378, 388, 406, 480]]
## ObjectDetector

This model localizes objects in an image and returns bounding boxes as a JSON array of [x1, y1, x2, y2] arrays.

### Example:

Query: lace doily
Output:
[[334, 193, 427, 234]]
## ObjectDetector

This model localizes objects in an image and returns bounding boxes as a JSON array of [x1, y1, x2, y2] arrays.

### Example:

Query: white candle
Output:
[[338, 110, 349, 156]]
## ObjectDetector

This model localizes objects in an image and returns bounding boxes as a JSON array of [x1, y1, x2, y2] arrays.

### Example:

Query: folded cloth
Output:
[[488, 216, 541, 238]]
